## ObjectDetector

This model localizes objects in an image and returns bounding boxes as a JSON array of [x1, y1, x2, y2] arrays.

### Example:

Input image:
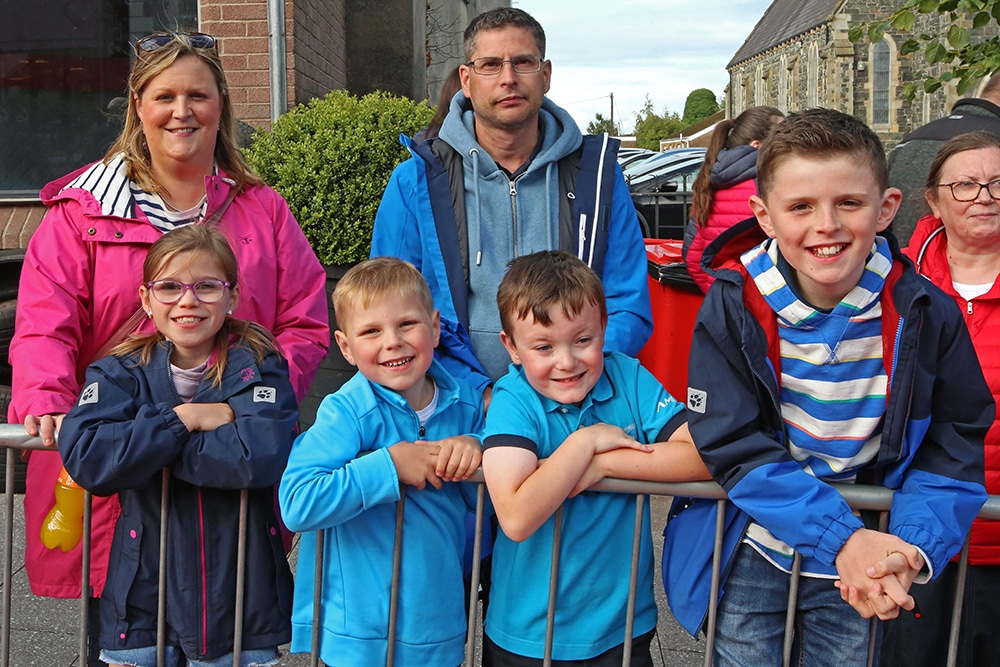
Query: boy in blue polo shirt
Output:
[[481, 250, 709, 666]]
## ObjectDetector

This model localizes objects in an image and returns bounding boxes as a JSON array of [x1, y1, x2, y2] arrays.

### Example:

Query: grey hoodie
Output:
[[438, 96, 584, 381]]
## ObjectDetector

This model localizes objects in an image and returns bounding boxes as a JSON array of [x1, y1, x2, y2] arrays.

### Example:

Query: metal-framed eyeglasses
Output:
[[937, 180, 1000, 202], [465, 55, 545, 76], [145, 279, 231, 305], [137, 32, 218, 53]]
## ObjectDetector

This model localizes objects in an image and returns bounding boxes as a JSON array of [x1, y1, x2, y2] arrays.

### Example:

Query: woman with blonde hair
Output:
[[9, 32, 328, 664], [683, 106, 784, 293]]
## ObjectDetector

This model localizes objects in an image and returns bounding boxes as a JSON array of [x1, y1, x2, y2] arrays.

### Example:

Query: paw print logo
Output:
[[240, 367, 256, 383], [687, 388, 707, 414], [253, 387, 276, 403], [239, 234, 253, 245], [78, 381, 100, 406]]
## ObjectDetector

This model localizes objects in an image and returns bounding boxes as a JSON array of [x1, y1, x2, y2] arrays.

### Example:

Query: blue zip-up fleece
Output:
[[371, 94, 652, 390], [278, 360, 484, 667], [662, 219, 992, 636], [58, 342, 298, 660]]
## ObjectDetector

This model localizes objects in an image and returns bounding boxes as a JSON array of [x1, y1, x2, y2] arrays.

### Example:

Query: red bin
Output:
[[636, 239, 704, 402]]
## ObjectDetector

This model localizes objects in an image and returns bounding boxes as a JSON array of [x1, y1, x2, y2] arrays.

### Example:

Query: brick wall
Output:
[[292, 0, 347, 103], [201, 0, 275, 128], [201, 0, 347, 128], [0, 202, 45, 252]]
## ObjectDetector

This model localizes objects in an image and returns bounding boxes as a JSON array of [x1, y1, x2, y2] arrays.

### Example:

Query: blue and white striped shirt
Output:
[[739, 237, 891, 576]]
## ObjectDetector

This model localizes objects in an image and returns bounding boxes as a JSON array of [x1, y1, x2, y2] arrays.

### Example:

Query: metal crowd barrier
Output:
[[3, 424, 1000, 667]]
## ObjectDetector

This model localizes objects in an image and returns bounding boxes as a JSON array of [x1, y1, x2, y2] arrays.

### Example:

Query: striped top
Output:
[[64, 154, 209, 232], [738, 237, 891, 577]]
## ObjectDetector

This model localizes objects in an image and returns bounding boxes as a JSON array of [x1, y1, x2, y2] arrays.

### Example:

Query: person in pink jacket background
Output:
[[8, 32, 328, 666], [683, 106, 784, 294]]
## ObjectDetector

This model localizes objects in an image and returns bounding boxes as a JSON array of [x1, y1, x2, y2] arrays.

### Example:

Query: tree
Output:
[[632, 95, 684, 150], [587, 112, 615, 135], [849, 0, 1000, 99], [683, 88, 720, 124]]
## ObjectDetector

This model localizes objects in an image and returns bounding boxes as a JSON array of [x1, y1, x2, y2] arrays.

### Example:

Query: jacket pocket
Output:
[[267, 519, 294, 616], [106, 520, 143, 620]]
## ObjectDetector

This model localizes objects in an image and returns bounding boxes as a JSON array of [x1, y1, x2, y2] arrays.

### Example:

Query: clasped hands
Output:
[[834, 528, 925, 620], [389, 435, 482, 490]]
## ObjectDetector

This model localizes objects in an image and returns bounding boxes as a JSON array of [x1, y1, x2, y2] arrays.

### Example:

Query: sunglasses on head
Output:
[[137, 32, 217, 53]]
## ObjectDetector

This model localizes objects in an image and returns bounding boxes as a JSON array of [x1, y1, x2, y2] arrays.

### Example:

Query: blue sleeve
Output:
[[371, 161, 424, 262], [170, 353, 299, 490], [278, 394, 401, 533], [602, 166, 653, 356], [58, 362, 191, 497], [482, 377, 541, 453], [629, 358, 686, 443]]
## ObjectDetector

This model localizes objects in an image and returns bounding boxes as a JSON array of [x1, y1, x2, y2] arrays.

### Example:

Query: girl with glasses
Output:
[[58, 225, 297, 667], [8, 31, 328, 666]]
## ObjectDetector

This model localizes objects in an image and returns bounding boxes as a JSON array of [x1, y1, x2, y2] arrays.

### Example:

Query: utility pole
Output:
[[610, 92, 615, 136]]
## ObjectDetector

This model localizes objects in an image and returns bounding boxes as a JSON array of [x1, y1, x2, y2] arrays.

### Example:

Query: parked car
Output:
[[629, 152, 705, 240], [616, 148, 655, 171], [622, 147, 706, 184]]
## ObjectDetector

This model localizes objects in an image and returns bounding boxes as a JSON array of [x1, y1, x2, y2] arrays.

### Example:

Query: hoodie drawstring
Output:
[[470, 148, 483, 266]]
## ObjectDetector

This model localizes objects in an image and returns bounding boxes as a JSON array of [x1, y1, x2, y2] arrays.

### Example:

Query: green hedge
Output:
[[245, 90, 434, 265]]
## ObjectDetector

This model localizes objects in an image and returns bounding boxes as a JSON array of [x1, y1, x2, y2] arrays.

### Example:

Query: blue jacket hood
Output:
[[710, 145, 758, 190]]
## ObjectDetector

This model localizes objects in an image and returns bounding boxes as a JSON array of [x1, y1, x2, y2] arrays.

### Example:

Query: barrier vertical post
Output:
[[157, 469, 170, 667], [465, 484, 486, 666]]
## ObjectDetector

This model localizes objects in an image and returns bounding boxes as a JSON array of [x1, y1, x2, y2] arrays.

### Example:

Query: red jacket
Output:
[[10, 156, 330, 597], [907, 214, 1000, 565], [685, 178, 758, 294]]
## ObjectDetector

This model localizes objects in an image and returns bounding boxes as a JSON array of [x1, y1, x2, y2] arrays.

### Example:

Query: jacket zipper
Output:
[[165, 342, 210, 657], [509, 176, 520, 256], [198, 488, 208, 656]]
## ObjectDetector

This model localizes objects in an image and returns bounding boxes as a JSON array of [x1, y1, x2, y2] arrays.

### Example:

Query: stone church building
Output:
[[727, 0, 1000, 148]]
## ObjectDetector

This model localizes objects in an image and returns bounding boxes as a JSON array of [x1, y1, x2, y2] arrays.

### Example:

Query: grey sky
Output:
[[512, 0, 775, 133]]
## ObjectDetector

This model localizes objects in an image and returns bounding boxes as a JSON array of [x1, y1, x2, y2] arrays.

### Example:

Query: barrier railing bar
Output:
[[782, 553, 803, 667], [310, 529, 324, 667], [465, 483, 486, 667], [157, 469, 170, 667], [543, 505, 563, 667], [1, 448, 14, 667], [386, 485, 406, 667], [232, 489, 249, 667], [4, 426, 1000, 667], [621, 494, 645, 667]]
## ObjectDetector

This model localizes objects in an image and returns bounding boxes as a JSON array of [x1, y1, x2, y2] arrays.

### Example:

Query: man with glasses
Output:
[[889, 70, 1000, 245], [371, 7, 652, 400]]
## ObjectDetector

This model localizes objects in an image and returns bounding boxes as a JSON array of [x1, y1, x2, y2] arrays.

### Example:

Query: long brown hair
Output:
[[104, 33, 262, 194], [112, 226, 278, 387], [692, 106, 784, 228]]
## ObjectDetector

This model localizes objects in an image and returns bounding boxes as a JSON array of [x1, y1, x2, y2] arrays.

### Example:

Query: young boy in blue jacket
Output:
[[482, 250, 709, 666], [278, 257, 484, 667], [662, 108, 992, 666]]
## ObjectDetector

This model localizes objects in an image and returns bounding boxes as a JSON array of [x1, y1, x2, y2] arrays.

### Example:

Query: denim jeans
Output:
[[713, 545, 877, 667], [99, 646, 278, 667]]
